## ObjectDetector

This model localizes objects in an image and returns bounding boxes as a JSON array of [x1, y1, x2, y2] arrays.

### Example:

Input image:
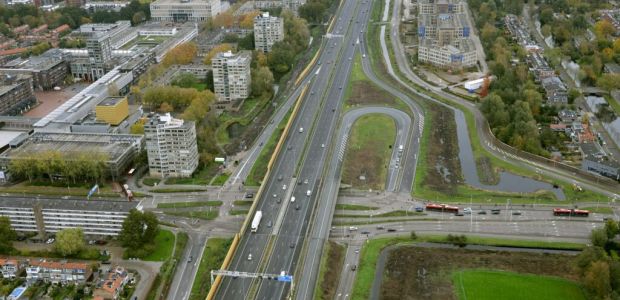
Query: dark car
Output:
[[512, 211, 522, 216], [415, 207, 424, 212], [361, 231, 370, 234], [478, 210, 487, 215], [491, 209, 501, 215], [376, 225, 385, 230], [387, 228, 397, 232], [289, 242, 295, 248], [95, 240, 107, 245], [455, 212, 464, 216], [245, 193, 254, 199], [295, 204, 300, 210]]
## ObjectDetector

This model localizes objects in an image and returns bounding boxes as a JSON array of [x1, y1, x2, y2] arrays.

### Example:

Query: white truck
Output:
[[251, 211, 263, 233]]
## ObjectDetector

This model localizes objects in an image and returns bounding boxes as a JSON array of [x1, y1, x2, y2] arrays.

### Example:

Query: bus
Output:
[[553, 208, 589, 217], [251, 211, 263, 233], [425, 203, 459, 214]]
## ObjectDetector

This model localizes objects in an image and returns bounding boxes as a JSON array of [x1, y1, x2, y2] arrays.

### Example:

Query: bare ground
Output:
[[476, 156, 499, 185], [381, 247, 579, 300], [422, 103, 462, 194], [347, 81, 396, 106], [318, 241, 345, 299]]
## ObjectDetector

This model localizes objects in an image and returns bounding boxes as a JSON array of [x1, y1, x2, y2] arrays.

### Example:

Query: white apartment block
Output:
[[253, 0, 306, 12], [212, 51, 252, 109], [145, 113, 199, 178], [418, 39, 477, 68], [418, 0, 464, 15], [254, 12, 284, 53], [150, 0, 221, 22], [0, 197, 141, 236]]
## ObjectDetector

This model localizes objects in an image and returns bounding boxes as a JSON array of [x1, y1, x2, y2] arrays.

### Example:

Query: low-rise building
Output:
[[93, 266, 129, 300], [0, 258, 20, 279], [0, 197, 141, 236], [0, 48, 69, 91], [27, 259, 92, 284], [95, 97, 129, 126], [541, 76, 567, 104], [417, 39, 477, 69]]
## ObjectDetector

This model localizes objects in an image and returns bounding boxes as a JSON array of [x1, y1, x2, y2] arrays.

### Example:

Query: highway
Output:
[[215, 0, 367, 298]]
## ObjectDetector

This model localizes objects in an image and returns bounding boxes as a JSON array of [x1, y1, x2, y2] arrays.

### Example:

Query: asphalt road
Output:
[[167, 232, 207, 300], [215, 0, 365, 298]]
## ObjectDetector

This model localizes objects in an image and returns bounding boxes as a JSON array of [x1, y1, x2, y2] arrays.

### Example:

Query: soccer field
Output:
[[453, 269, 586, 300]]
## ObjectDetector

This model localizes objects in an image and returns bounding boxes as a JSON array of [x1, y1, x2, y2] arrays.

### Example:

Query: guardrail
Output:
[[206, 84, 310, 300]]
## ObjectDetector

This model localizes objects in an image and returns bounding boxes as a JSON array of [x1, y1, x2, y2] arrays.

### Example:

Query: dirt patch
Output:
[[347, 81, 396, 106], [319, 241, 345, 299], [476, 156, 499, 185], [422, 103, 462, 194], [222, 98, 274, 155], [381, 246, 579, 300]]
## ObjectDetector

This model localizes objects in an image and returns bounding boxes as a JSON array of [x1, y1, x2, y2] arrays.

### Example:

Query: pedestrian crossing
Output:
[[338, 134, 350, 161]]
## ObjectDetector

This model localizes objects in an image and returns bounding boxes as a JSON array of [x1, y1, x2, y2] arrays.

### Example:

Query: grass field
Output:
[[151, 188, 207, 193], [165, 210, 218, 220], [453, 269, 586, 300], [143, 229, 175, 261], [157, 201, 222, 209], [211, 173, 230, 185], [342, 114, 396, 190], [233, 200, 253, 206], [335, 203, 379, 210], [581, 206, 614, 214], [189, 238, 232, 300], [229, 209, 249, 216]]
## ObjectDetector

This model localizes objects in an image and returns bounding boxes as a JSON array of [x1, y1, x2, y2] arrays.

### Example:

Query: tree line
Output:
[[576, 219, 620, 299], [9, 151, 107, 184]]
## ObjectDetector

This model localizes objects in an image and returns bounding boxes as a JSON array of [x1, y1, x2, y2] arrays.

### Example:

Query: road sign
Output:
[[277, 275, 293, 282]]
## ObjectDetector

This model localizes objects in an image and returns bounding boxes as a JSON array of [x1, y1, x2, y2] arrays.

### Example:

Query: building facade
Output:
[[144, 113, 199, 178], [254, 12, 284, 53], [95, 96, 129, 126], [253, 0, 306, 12], [0, 197, 141, 236], [211, 51, 252, 109], [0, 48, 68, 91], [0, 74, 36, 116], [150, 0, 221, 22], [27, 260, 92, 284]]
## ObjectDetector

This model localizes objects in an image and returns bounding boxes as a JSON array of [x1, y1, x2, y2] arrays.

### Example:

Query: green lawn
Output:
[[142, 177, 161, 186], [211, 173, 230, 186], [151, 188, 207, 193], [165, 210, 218, 220], [342, 114, 396, 190], [229, 209, 249, 216], [335, 210, 425, 218], [191, 83, 208, 91], [189, 238, 232, 300], [335, 204, 379, 210], [453, 269, 586, 300], [157, 201, 222, 209], [581, 206, 614, 214], [143, 229, 175, 261], [233, 200, 253, 206]]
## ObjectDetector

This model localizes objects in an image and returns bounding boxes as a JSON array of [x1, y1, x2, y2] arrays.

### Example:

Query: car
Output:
[[245, 193, 254, 198], [387, 228, 397, 232], [321, 143, 325, 148], [46, 238, 55, 244], [478, 210, 487, 215], [339, 86, 343, 89], [349, 57, 352, 60], [463, 207, 472, 214], [361, 231, 370, 234], [304, 179, 308, 184], [318, 61, 321, 65], [354, 249, 360, 254], [311, 91, 315, 95], [455, 212, 464, 216], [273, 193, 278, 198], [267, 220, 273, 228], [276, 198, 281, 203], [289, 242, 295, 248], [363, 54, 366, 58], [297, 180, 302, 185], [188, 255, 193, 263], [277, 175, 283, 181], [299, 127, 304, 133], [512, 211, 522, 216], [351, 265, 357, 271], [491, 209, 501, 215], [287, 146, 293, 150], [290, 196, 296, 202], [295, 204, 300, 210], [282, 184, 287, 190], [306, 190, 312, 196], [415, 207, 424, 212], [376, 225, 385, 230], [88, 240, 95, 245], [349, 226, 358, 231], [248, 254, 252, 261]]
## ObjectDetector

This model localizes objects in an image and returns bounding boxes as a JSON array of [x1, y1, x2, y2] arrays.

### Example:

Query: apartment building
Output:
[[416, 0, 476, 69], [0, 197, 141, 236], [253, 0, 306, 12], [144, 113, 199, 178], [0, 48, 68, 91], [150, 0, 221, 22], [254, 12, 284, 53], [0, 74, 36, 116], [27, 260, 92, 284], [211, 51, 252, 110]]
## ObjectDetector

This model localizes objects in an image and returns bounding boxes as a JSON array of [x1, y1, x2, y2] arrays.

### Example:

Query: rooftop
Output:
[[97, 97, 126, 107], [0, 196, 139, 212]]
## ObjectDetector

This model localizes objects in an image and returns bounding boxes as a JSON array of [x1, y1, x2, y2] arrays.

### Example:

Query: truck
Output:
[[251, 211, 263, 233]]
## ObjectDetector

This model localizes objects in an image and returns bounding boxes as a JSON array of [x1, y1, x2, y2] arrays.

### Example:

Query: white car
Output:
[[349, 226, 358, 231], [290, 196, 296, 203], [248, 254, 252, 261], [463, 207, 472, 214], [282, 184, 287, 190], [46, 238, 55, 244], [306, 190, 312, 196]]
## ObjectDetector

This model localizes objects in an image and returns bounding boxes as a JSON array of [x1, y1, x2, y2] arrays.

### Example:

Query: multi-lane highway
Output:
[[216, 0, 369, 298]]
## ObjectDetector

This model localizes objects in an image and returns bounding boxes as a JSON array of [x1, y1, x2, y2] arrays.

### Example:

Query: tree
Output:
[[182, 91, 215, 123], [299, 1, 327, 23], [251, 66, 274, 97], [594, 20, 615, 39], [0, 217, 16, 254], [118, 209, 159, 249], [55, 228, 85, 257], [410, 231, 417, 240], [162, 42, 197, 66], [171, 73, 198, 88], [130, 123, 144, 135], [238, 11, 260, 29], [213, 11, 234, 28], [132, 11, 146, 25], [584, 260, 611, 299], [446, 234, 467, 248], [604, 219, 619, 239], [590, 228, 608, 247], [597, 74, 620, 92]]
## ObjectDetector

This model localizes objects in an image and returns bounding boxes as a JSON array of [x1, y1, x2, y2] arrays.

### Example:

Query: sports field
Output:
[[453, 269, 586, 300]]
